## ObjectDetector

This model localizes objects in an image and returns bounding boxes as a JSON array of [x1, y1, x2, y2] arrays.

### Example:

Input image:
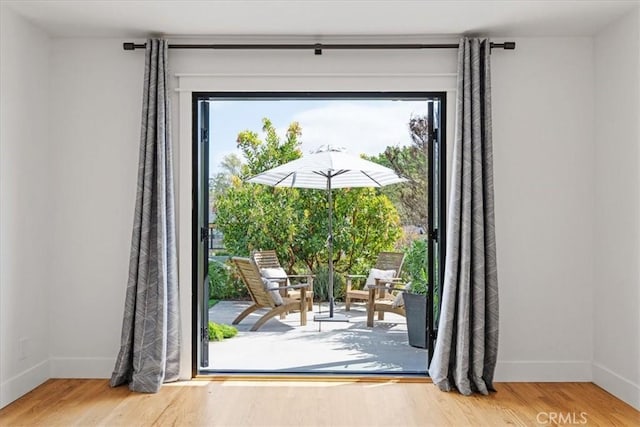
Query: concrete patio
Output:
[[206, 300, 428, 374]]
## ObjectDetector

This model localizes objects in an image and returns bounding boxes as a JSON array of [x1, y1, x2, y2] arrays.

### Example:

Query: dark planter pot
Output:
[[403, 292, 427, 349]]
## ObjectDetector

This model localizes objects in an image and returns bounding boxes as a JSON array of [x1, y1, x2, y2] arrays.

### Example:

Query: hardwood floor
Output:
[[0, 379, 638, 426]]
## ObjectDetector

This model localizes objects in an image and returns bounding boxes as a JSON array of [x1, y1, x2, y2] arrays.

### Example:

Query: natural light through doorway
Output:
[[195, 94, 444, 376]]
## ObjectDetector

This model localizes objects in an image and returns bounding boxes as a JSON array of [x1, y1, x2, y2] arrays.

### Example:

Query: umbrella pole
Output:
[[314, 172, 347, 324], [328, 175, 334, 318]]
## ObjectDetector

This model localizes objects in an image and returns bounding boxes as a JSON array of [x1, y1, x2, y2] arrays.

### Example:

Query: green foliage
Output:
[[403, 238, 428, 295], [208, 260, 248, 300], [215, 118, 304, 266], [313, 265, 346, 301], [331, 187, 403, 273], [367, 115, 429, 229], [210, 153, 243, 207], [238, 118, 303, 176], [215, 117, 403, 276], [208, 299, 219, 308], [216, 184, 304, 265], [208, 322, 238, 341]]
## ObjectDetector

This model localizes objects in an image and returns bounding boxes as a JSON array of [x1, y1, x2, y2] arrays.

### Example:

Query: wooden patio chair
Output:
[[346, 252, 406, 326], [252, 250, 314, 311], [365, 282, 407, 327], [231, 257, 310, 331], [345, 251, 405, 313]]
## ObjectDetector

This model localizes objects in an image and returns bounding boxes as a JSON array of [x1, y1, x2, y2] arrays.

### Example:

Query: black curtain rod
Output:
[[122, 41, 515, 55]]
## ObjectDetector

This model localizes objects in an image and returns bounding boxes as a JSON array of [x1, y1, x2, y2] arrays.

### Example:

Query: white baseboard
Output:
[[495, 360, 592, 382], [0, 359, 50, 409], [592, 362, 640, 410], [49, 357, 115, 379]]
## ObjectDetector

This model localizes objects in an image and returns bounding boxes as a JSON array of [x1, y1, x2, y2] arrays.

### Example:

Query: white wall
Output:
[[593, 9, 640, 410], [47, 39, 143, 377], [492, 38, 595, 381], [0, 5, 52, 407]]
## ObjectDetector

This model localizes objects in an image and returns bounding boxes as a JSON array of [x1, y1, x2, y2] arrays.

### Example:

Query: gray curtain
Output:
[[428, 37, 499, 395], [110, 39, 180, 393]]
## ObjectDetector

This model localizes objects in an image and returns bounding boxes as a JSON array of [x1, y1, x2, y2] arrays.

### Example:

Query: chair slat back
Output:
[[376, 252, 405, 277], [252, 250, 282, 270], [232, 257, 276, 308]]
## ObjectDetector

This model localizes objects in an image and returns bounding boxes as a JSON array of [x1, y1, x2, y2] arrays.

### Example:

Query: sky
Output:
[[208, 99, 428, 177]]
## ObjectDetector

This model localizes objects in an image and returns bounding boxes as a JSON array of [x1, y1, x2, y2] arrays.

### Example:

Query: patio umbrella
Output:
[[247, 146, 406, 320]]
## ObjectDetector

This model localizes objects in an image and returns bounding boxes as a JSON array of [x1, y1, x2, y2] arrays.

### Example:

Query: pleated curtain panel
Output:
[[110, 39, 181, 393], [428, 37, 500, 395]]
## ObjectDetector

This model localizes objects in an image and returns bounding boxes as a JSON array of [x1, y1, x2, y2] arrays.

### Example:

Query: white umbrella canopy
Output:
[[247, 147, 407, 189], [246, 146, 406, 320]]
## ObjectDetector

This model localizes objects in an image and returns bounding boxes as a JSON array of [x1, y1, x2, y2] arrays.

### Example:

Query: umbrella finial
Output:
[[312, 145, 346, 154]]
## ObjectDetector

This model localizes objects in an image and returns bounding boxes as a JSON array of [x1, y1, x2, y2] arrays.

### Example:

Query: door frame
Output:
[[191, 91, 446, 376]]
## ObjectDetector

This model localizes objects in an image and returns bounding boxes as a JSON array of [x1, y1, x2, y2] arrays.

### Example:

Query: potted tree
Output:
[[402, 239, 428, 348]]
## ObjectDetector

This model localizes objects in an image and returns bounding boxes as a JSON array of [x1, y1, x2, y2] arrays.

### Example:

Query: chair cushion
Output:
[[365, 268, 396, 287], [261, 277, 284, 306], [260, 267, 291, 287]]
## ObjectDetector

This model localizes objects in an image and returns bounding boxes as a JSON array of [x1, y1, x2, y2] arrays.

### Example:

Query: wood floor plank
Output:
[[0, 379, 638, 426]]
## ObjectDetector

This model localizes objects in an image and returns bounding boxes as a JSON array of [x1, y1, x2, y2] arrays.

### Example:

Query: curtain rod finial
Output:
[[504, 42, 516, 50], [123, 42, 147, 51]]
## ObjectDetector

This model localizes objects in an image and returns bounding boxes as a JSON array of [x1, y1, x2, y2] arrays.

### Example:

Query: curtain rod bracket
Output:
[[314, 43, 322, 55]]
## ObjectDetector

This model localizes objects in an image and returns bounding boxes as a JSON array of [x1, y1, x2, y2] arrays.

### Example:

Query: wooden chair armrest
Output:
[[373, 277, 403, 285], [280, 283, 310, 290], [261, 274, 312, 281], [346, 274, 366, 292], [366, 282, 408, 298], [365, 280, 405, 291], [365, 284, 399, 290]]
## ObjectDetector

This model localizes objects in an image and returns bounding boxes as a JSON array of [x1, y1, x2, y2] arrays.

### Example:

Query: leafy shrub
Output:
[[208, 322, 238, 341], [313, 265, 346, 301], [208, 260, 248, 300], [403, 239, 428, 295]]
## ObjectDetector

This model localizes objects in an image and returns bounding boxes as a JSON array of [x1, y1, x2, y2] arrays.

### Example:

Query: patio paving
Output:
[[206, 300, 428, 374]]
